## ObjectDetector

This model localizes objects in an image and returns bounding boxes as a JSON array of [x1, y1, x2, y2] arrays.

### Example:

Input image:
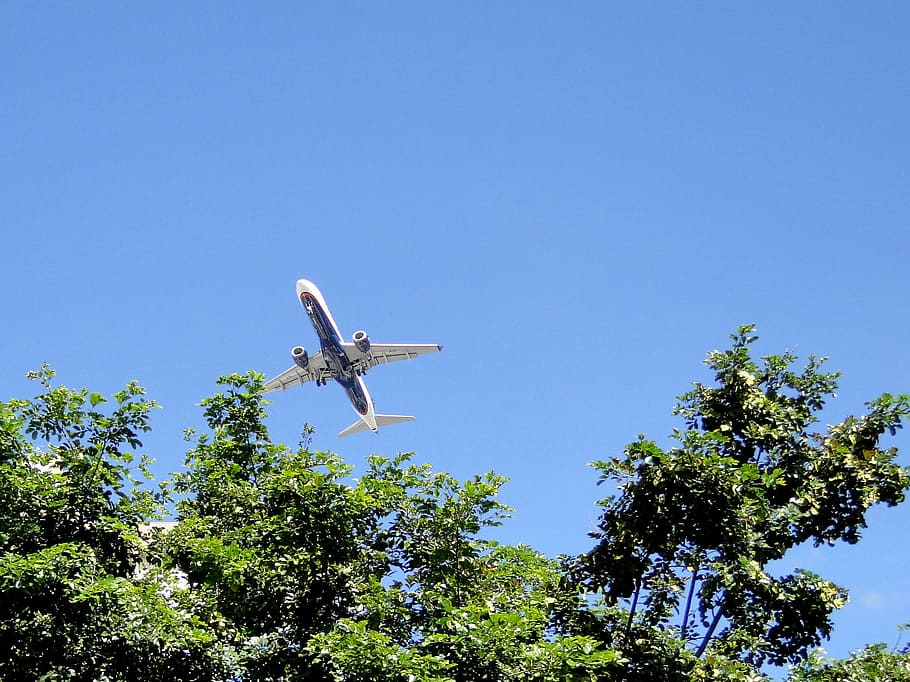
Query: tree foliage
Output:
[[164, 373, 621, 681], [0, 364, 231, 680], [789, 639, 910, 681], [572, 325, 910, 674], [1, 328, 908, 680]]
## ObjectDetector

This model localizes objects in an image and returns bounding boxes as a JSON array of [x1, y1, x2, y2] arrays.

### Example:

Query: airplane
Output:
[[262, 279, 442, 437]]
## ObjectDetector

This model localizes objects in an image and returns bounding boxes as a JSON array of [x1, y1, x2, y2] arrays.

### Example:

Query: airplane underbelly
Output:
[[335, 374, 369, 415]]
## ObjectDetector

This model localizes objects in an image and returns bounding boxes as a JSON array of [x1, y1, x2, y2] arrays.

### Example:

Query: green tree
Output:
[[570, 326, 910, 677], [0, 365, 230, 680], [3, 327, 908, 681], [165, 373, 382, 680], [166, 372, 622, 681], [310, 453, 622, 681], [788, 638, 910, 681]]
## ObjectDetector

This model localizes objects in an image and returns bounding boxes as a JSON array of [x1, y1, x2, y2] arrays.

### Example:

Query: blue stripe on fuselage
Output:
[[301, 292, 368, 414], [300, 292, 341, 348], [301, 292, 349, 372]]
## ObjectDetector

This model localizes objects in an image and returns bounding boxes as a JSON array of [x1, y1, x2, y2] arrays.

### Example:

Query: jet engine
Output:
[[291, 345, 309, 369], [352, 330, 371, 353]]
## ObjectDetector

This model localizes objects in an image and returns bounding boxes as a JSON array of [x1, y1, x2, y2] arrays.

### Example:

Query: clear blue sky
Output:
[[4, 2, 909, 668]]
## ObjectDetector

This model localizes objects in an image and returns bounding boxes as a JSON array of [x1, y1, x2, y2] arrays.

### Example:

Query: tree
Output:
[[1, 368, 619, 680], [2, 327, 908, 680], [308, 453, 622, 681], [164, 373, 384, 680], [0, 364, 231, 680], [569, 326, 910, 677], [165, 373, 622, 681], [788, 631, 910, 681]]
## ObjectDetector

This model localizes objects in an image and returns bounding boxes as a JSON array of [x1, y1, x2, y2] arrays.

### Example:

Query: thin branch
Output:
[[680, 567, 699, 641], [696, 601, 725, 658], [626, 579, 641, 635]]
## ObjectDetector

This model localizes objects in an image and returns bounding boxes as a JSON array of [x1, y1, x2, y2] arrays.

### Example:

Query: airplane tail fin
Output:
[[338, 414, 415, 438]]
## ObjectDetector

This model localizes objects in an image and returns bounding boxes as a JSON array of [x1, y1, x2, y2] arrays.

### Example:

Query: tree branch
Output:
[[626, 579, 641, 635], [696, 601, 725, 658], [680, 567, 699, 641]]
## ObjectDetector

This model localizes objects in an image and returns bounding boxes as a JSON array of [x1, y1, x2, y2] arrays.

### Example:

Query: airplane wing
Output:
[[345, 343, 443, 373], [262, 351, 331, 393]]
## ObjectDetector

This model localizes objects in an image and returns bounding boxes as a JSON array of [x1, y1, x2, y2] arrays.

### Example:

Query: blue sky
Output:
[[4, 2, 909, 667]]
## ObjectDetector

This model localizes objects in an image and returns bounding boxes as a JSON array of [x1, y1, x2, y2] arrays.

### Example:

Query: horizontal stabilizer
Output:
[[376, 414, 416, 428], [338, 414, 415, 438]]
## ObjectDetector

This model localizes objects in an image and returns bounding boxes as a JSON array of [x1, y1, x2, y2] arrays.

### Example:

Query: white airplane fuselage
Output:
[[295, 279, 379, 431]]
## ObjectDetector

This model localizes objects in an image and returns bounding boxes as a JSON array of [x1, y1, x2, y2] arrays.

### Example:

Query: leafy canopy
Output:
[[1, 328, 908, 681], [574, 326, 910, 671]]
